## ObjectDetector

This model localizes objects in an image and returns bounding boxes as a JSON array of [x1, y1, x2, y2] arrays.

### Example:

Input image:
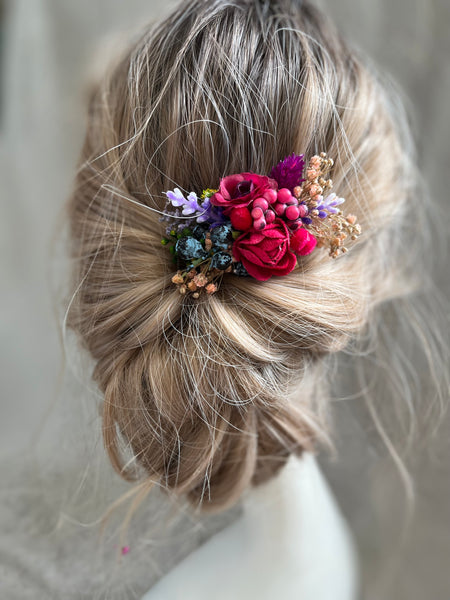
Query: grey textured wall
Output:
[[318, 2, 450, 599], [1, 1, 449, 598]]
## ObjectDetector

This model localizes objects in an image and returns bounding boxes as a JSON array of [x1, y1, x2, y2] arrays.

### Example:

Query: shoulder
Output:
[[142, 453, 358, 600]]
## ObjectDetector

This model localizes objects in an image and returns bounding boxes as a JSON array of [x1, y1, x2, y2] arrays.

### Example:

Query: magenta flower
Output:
[[269, 154, 305, 191], [232, 219, 297, 281], [210, 173, 278, 216], [290, 228, 317, 255]]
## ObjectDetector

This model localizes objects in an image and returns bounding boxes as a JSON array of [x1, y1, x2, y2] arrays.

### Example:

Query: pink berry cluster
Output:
[[247, 195, 274, 230], [228, 187, 309, 232], [246, 189, 308, 231], [271, 188, 308, 231]]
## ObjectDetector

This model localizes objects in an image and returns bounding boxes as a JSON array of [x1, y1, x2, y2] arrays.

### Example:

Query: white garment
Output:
[[142, 453, 358, 600]]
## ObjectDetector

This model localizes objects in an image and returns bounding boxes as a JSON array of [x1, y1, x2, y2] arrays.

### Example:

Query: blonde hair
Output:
[[65, 0, 433, 514]]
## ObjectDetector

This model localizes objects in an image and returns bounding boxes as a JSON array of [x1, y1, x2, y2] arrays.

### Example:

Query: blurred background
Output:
[[0, 1, 449, 598]]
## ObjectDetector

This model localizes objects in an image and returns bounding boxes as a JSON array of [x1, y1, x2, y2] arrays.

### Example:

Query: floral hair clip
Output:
[[160, 153, 361, 297]]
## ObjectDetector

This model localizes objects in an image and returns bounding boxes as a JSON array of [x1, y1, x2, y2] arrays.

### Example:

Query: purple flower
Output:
[[166, 188, 203, 215], [269, 153, 305, 191], [166, 188, 186, 207], [316, 193, 345, 218], [196, 196, 211, 223], [164, 188, 227, 229], [198, 197, 227, 227], [181, 192, 202, 216]]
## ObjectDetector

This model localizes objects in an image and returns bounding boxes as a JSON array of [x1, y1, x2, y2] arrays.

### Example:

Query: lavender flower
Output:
[[316, 193, 345, 218], [181, 192, 203, 216], [166, 188, 204, 219], [269, 153, 305, 191], [164, 187, 227, 230], [166, 188, 186, 207]]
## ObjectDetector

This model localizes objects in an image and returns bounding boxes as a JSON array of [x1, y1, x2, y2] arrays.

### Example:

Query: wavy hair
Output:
[[65, 0, 446, 514]]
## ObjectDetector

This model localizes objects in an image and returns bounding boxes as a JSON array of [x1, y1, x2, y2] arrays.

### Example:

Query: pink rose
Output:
[[210, 173, 278, 217], [290, 228, 317, 255], [232, 219, 297, 281]]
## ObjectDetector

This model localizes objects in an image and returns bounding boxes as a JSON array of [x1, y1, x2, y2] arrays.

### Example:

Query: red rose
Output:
[[233, 219, 297, 281], [210, 173, 278, 216], [290, 228, 317, 255]]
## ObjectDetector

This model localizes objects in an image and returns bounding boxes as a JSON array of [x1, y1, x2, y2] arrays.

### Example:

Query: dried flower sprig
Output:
[[292, 153, 362, 258], [160, 152, 362, 296]]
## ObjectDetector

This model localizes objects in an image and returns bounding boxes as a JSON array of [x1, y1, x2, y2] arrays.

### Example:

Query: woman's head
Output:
[[66, 0, 416, 511]]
